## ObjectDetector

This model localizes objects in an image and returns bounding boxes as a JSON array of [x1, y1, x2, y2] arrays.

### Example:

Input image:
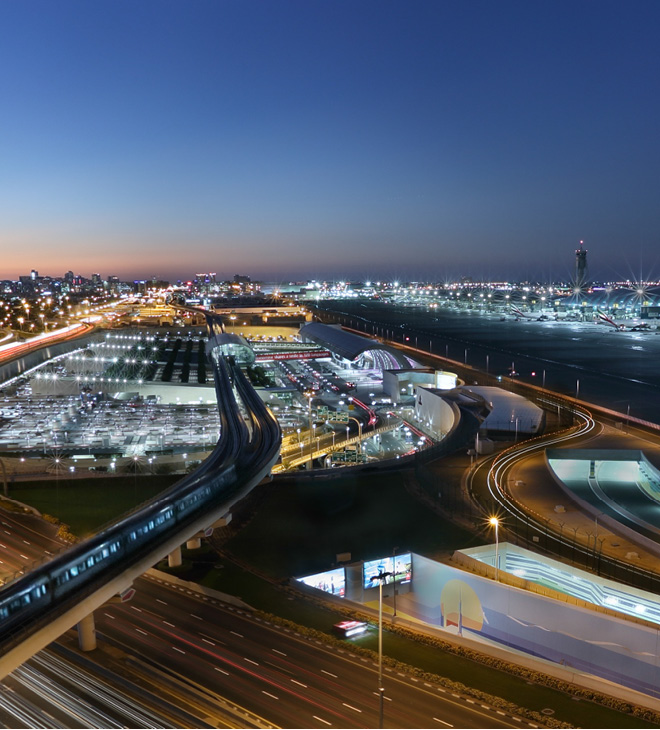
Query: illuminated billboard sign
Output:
[[296, 568, 345, 597], [363, 554, 412, 590]]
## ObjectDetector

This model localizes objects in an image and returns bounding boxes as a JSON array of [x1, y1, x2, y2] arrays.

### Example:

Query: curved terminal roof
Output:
[[299, 322, 411, 369]]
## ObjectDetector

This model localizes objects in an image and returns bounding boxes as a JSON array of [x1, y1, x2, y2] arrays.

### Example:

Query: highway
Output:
[[0, 647, 179, 729], [0, 510, 65, 585], [94, 575, 527, 729]]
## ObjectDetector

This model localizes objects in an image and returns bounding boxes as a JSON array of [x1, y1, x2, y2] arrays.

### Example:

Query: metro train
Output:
[[0, 342, 280, 650]]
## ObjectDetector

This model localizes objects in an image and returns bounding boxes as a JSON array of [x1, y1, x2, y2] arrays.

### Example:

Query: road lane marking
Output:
[[22, 540, 30, 545], [202, 638, 215, 645], [214, 667, 229, 675], [20, 554, 29, 560], [136, 629, 147, 635], [262, 691, 279, 700], [104, 613, 115, 619], [272, 649, 286, 656], [163, 621, 175, 627], [313, 716, 331, 726], [433, 719, 453, 727], [230, 630, 243, 638], [291, 679, 307, 688], [244, 658, 259, 665], [321, 670, 337, 678], [342, 703, 362, 713], [156, 598, 167, 605], [172, 646, 185, 654], [131, 606, 142, 612], [190, 613, 202, 620]]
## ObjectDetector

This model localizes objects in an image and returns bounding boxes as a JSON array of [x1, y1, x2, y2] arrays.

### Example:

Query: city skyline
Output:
[[2, 1, 660, 283]]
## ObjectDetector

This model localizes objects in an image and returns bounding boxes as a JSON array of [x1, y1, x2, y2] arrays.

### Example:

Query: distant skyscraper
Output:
[[575, 241, 588, 288]]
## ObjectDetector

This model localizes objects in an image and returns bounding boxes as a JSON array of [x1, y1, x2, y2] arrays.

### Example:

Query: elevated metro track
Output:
[[0, 313, 281, 679]]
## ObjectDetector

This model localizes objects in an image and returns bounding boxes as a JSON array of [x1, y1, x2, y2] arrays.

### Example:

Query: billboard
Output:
[[297, 568, 345, 597], [363, 554, 412, 589]]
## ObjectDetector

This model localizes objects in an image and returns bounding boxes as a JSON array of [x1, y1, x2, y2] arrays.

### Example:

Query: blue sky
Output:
[[2, 1, 659, 283]]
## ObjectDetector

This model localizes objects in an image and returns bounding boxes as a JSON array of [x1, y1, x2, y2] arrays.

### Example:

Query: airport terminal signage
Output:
[[255, 350, 331, 362]]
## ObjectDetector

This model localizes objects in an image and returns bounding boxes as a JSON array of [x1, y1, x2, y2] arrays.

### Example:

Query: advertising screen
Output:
[[363, 553, 412, 589], [297, 568, 345, 597]]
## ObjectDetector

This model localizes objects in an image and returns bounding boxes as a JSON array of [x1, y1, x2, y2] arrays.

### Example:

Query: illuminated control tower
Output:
[[575, 241, 588, 289]]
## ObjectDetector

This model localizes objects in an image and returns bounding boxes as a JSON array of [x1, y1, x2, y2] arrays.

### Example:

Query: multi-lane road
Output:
[[0, 504, 532, 728], [94, 575, 529, 729]]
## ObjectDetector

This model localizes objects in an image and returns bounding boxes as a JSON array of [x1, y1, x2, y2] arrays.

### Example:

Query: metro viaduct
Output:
[[0, 315, 281, 680]]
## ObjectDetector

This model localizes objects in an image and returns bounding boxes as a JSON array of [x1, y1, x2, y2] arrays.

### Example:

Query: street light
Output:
[[489, 517, 500, 580], [348, 416, 362, 461], [371, 570, 393, 729]]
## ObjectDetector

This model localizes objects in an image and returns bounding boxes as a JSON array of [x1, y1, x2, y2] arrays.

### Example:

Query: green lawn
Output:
[[227, 471, 483, 578], [10, 475, 180, 537]]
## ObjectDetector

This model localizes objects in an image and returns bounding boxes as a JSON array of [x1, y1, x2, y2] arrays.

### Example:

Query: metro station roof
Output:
[[206, 332, 255, 365], [299, 322, 411, 369]]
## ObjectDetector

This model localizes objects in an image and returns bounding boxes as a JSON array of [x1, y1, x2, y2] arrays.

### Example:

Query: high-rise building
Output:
[[575, 241, 588, 289]]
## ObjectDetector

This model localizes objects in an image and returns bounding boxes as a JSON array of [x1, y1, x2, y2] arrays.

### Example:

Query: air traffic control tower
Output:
[[575, 240, 589, 289]]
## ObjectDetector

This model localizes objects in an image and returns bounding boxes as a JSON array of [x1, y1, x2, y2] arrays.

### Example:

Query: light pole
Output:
[[489, 517, 500, 580], [371, 570, 393, 729], [305, 392, 314, 468], [392, 546, 399, 617], [348, 416, 362, 461]]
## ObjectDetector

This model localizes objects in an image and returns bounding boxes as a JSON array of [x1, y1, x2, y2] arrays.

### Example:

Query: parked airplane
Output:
[[595, 311, 654, 332], [509, 304, 553, 321]]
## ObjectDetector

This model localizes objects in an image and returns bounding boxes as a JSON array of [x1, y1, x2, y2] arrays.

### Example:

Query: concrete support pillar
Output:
[[77, 613, 97, 652], [186, 537, 202, 550], [168, 546, 182, 568]]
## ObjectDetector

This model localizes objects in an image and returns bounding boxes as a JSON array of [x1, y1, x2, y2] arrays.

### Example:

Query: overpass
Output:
[[0, 313, 281, 680]]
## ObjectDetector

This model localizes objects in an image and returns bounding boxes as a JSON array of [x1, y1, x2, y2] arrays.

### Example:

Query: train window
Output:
[[110, 542, 120, 552], [70, 566, 79, 578], [87, 557, 95, 568], [129, 531, 137, 541], [0, 606, 8, 619]]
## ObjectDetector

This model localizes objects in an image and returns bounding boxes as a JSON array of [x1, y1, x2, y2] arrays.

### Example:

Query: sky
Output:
[[2, 0, 660, 284]]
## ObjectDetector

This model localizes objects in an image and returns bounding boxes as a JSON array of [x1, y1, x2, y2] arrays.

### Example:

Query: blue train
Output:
[[0, 338, 280, 651]]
